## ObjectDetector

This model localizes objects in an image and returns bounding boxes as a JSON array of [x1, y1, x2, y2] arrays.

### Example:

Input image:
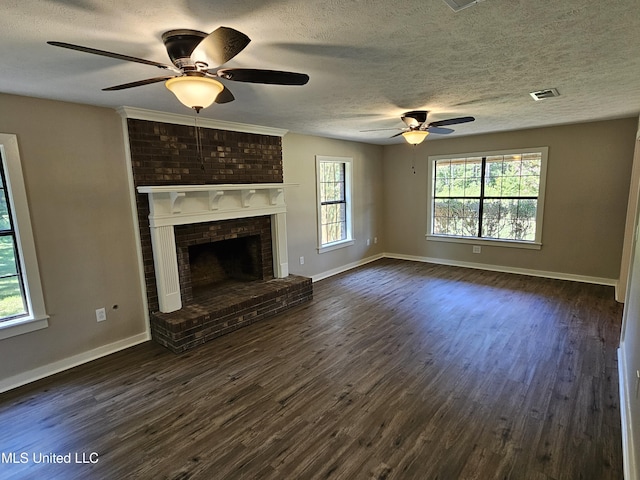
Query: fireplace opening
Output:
[[188, 235, 262, 296]]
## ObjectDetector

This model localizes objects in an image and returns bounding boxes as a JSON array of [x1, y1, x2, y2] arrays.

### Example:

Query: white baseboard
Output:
[[619, 346, 638, 480], [384, 252, 618, 287], [311, 253, 384, 282], [310, 252, 618, 287], [0, 332, 150, 394]]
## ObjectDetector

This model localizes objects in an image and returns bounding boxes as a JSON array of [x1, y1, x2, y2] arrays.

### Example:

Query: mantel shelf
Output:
[[137, 183, 296, 228]]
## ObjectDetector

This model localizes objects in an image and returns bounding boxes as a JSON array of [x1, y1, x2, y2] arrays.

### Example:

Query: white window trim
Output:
[[316, 155, 355, 253], [0, 134, 48, 340], [426, 147, 548, 249]]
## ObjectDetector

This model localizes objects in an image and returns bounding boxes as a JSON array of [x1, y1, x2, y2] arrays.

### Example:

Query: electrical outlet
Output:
[[374, 237, 378, 244], [96, 307, 107, 322], [472, 245, 481, 254], [367, 238, 370, 246], [299, 256, 305, 265]]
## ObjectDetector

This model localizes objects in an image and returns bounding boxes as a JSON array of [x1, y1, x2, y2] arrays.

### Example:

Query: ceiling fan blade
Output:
[[217, 68, 309, 85], [102, 76, 174, 91], [191, 27, 251, 66], [390, 132, 404, 138], [47, 41, 175, 70], [215, 85, 235, 104], [360, 128, 404, 132], [428, 116, 475, 128], [426, 126, 454, 135]]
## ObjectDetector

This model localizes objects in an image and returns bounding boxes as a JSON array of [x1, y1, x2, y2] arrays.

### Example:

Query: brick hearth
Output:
[[151, 275, 312, 353]]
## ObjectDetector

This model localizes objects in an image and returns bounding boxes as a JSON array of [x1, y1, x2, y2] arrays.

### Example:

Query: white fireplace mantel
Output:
[[137, 183, 295, 313], [137, 183, 295, 227]]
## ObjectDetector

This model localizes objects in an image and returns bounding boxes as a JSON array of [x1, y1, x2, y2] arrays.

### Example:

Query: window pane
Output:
[[482, 199, 537, 241], [461, 199, 480, 237], [482, 199, 508, 239], [459, 158, 480, 197], [485, 154, 542, 198], [484, 157, 503, 196], [520, 176, 540, 196], [434, 160, 451, 196], [320, 162, 345, 203], [511, 199, 537, 241], [321, 203, 346, 244], [433, 199, 450, 235], [450, 160, 466, 197], [0, 236, 26, 318], [0, 193, 10, 231], [434, 158, 482, 198], [464, 175, 482, 197], [433, 198, 479, 237], [326, 181, 345, 202], [448, 199, 465, 236], [520, 154, 542, 196]]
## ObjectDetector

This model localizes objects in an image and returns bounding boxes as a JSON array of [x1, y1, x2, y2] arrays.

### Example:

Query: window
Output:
[[0, 134, 48, 339], [316, 156, 354, 252], [427, 147, 548, 248], [0, 164, 27, 319]]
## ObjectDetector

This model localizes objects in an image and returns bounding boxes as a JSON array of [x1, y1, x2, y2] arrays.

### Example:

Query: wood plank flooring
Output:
[[0, 259, 624, 479]]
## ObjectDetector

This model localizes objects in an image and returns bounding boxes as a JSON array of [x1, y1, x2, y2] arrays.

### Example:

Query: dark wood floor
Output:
[[0, 259, 624, 480]]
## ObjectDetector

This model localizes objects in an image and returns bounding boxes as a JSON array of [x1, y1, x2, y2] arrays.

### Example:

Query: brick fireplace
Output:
[[123, 110, 312, 353]]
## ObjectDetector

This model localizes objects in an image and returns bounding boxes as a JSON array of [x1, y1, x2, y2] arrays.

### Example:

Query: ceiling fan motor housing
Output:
[[161, 29, 208, 67], [402, 110, 428, 124]]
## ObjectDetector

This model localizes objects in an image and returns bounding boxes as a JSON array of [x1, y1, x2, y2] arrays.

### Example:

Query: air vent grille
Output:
[[442, 0, 486, 12], [530, 88, 560, 101]]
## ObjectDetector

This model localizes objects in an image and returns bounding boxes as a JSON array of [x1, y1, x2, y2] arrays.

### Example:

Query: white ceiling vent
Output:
[[529, 88, 561, 101], [443, 0, 486, 12]]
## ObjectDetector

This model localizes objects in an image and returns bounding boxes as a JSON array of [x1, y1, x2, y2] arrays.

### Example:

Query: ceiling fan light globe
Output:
[[402, 130, 429, 145], [165, 76, 224, 111]]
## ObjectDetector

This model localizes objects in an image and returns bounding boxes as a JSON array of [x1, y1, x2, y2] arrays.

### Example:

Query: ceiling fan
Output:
[[48, 27, 310, 112], [364, 110, 475, 144]]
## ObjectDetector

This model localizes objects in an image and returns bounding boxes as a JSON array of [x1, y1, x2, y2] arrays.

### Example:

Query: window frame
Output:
[[0, 134, 48, 340], [315, 155, 354, 253], [426, 147, 548, 250]]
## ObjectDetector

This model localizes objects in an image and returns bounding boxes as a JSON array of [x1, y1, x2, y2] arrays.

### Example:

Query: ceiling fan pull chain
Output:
[[194, 112, 205, 171], [412, 145, 417, 174]]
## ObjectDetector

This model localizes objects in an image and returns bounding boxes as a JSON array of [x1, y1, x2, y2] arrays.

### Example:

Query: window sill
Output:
[[318, 239, 355, 254], [0, 315, 49, 340], [426, 234, 542, 250]]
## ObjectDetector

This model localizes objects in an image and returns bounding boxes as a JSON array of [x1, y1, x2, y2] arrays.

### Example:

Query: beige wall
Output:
[[283, 133, 385, 278], [382, 118, 637, 281], [0, 93, 146, 382]]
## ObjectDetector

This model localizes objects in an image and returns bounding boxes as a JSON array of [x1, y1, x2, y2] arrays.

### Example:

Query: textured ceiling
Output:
[[1, 0, 639, 144]]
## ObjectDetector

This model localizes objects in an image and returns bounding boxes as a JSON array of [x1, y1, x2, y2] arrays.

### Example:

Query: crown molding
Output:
[[116, 106, 288, 137]]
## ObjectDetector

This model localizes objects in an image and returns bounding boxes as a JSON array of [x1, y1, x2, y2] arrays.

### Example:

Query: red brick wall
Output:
[[127, 118, 283, 313], [127, 119, 283, 185]]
